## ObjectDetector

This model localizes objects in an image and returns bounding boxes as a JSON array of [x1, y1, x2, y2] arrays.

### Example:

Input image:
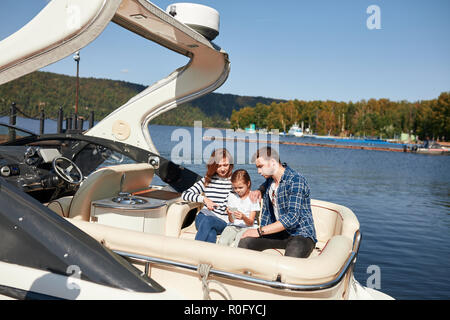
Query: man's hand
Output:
[[240, 228, 259, 239], [249, 190, 262, 203]]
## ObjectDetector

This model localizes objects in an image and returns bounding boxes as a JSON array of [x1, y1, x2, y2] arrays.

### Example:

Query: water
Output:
[[2, 118, 449, 299], [150, 124, 450, 300]]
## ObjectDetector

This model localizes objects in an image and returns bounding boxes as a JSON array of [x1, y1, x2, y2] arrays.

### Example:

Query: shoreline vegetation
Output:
[[0, 71, 448, 141]]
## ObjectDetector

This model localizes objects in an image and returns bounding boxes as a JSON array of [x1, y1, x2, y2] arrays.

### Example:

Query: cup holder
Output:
[[111, 196, 148, 205]]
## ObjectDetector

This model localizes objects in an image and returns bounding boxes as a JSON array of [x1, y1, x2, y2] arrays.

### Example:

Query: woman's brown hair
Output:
[[205, 148, 234, 186]]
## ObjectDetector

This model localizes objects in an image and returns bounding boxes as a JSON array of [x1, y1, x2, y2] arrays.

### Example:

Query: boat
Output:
[[288, 123, 303, 137], [412, 142, 450, 155], [245, 123, 256, 134], [0, 0, 393, 300]]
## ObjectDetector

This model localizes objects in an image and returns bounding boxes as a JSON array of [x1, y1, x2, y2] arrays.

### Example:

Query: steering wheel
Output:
[[52, 156, 83, 185]]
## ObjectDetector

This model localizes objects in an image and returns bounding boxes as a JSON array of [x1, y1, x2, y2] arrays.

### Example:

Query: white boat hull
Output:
[[348, 278, 394, 300], [0, 261, 392, 300]]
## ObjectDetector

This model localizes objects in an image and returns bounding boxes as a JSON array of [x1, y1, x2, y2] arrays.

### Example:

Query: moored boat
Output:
[[413, 142, 449, 155], [288, 123, 303, 137]]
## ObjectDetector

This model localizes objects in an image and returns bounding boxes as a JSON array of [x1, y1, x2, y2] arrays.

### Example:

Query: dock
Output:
[[203, 136, 410, 153]]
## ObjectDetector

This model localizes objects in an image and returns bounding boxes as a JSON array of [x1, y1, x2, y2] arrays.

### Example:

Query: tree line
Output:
[[0, 71, 447, 141], [230, 93, 450, 141]]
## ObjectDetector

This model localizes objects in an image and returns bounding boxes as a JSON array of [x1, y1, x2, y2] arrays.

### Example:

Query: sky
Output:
[[0, 0, 449, 103]]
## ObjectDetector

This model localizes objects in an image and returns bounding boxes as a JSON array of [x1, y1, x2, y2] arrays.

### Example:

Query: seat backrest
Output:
[[165, 201, 202, 237], [69, 163, 154, 221], [310, 199, 359, 246], [311, 203, 341, 246]]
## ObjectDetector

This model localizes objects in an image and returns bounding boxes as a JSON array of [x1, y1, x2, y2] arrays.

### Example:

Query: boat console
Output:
[[0, 145, 77, 198], [91, 195, 167, 235]]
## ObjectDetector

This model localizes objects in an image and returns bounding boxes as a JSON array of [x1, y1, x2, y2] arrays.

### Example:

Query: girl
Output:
[[181, 148, 233, 243], [218, 169, 260, 247]]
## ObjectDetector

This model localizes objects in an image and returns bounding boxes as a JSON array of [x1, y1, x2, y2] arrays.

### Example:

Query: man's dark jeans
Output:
[[238, 230, 315, 258]]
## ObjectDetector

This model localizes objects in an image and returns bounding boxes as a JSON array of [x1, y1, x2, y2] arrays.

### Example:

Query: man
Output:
[[238, 146, 317, 258]]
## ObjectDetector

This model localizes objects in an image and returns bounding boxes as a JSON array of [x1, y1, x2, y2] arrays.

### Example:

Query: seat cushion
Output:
[[69, 163, 154, 221], [47, 196, 73, 217]]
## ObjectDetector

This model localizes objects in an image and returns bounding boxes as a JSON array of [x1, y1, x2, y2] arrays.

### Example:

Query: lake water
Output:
[[2, 118, 449, 299], [151, 124, 450, 300]]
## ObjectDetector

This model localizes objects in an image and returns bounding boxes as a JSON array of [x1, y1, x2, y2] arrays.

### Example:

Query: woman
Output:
[[182, 148, 234, 243]]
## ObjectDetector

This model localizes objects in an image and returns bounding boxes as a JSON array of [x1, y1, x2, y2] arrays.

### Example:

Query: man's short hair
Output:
[[251, 146, 281, 163]]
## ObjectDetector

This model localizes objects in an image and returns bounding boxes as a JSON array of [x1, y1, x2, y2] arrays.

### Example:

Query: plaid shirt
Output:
[[260, 165, 317, 243]]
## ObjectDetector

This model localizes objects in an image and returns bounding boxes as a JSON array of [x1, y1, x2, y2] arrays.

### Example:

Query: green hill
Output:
[[0, 71, 283, 128], [3, 71, 446, 140]]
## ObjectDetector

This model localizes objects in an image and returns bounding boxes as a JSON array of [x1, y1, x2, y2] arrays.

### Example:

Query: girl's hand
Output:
[[227, 208, 235, 222], [233, 210, 244, 220], [203, 197, 217, 211]]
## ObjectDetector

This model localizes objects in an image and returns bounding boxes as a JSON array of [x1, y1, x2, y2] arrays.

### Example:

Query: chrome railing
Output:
[[114, 230, 362, 292]]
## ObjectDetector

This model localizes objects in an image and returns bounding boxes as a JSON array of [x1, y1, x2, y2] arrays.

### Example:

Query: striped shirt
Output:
[[181, 175, 232, 222]]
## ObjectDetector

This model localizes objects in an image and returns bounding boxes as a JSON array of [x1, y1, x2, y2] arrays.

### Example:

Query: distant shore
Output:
[[203, 135, 449, 154]]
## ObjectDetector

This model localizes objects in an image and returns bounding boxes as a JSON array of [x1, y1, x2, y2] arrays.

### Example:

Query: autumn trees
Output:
[[229, 93, 449, 141], [415, 92, 449, 141], [0, 71, 448, 141]]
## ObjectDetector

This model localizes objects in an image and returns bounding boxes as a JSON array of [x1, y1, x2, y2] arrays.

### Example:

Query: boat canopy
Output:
[[0, 0, 230, 155]]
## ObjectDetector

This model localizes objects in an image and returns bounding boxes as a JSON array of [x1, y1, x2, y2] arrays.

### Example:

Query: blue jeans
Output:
[[195, 210, 227, 243]]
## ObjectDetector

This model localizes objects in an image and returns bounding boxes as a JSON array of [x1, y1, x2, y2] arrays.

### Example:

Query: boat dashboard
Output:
[[0, 145, 82, 201], [0, 129, 126, 202], [0, 124, 202, 202]]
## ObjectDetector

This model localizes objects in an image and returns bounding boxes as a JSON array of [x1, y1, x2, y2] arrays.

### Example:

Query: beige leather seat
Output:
[[48, 163, 154, 221], [165, 201, 203, 237], [241, 200, 352, 257]]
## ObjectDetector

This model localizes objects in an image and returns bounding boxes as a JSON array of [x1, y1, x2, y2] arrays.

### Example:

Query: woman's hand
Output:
[[203, 197, 218, 211]]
